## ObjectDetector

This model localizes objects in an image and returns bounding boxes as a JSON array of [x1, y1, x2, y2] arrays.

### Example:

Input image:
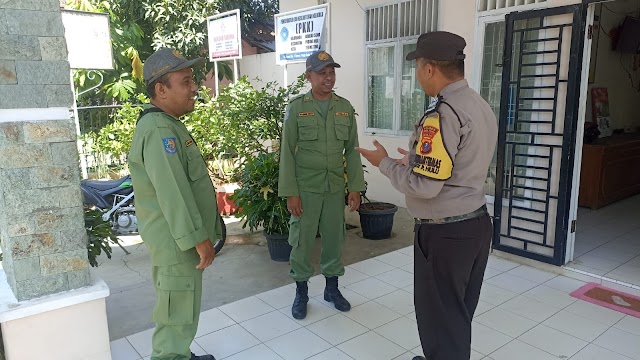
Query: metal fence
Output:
[[77, 104, 141, 179]]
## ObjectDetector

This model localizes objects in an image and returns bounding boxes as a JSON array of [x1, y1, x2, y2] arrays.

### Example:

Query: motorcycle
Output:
[[80, 175, 226, 254]]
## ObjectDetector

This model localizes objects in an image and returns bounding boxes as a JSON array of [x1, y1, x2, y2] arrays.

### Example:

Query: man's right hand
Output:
[[195, 239, 215, 269], [287, 196, 303, 217]]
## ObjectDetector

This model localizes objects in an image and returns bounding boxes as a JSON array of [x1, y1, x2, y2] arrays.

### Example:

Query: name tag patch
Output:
[[298, 112, 315, 117], [336, 112, 349, 116]]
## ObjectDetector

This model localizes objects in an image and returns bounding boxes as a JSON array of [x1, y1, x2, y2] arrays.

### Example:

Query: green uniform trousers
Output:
[[151, 257, 203, 360], [288, 190, 346, 281]]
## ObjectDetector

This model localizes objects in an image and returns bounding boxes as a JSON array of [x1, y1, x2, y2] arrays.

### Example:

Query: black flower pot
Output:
[[264, 231, 292, 262], [358, 202, 398, 240]]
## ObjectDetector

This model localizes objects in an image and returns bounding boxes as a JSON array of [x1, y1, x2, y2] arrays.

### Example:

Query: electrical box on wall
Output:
[[614, 16, 640, 54]]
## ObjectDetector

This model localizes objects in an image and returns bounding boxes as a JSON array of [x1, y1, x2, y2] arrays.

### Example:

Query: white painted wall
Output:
[[586, 0, 640, 131], [238, 52, 286, 88]]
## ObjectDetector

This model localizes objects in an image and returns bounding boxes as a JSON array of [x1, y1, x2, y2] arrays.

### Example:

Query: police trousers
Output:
[[288, 190, 346, 282], [414, 213, 492, 360], [151, 258, 203, 360]]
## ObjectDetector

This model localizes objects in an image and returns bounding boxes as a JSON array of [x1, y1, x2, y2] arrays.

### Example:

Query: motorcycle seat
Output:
[[82, 176, 132, 191]]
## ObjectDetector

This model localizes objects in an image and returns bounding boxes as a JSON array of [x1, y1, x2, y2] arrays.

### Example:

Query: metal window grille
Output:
[[478, 0, 547, 12], [366, 0, 438, 42]]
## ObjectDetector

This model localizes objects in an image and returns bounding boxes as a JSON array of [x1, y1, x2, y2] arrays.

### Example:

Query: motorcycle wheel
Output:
[[213, 216, 226, 254]]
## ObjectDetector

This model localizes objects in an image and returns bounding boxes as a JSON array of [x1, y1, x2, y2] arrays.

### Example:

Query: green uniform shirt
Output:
[[128, 105, 221, 266], [278, 91, 366, 196]]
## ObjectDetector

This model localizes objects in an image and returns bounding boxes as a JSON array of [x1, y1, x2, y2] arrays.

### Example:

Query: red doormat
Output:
[[570, 282, 640, 318]]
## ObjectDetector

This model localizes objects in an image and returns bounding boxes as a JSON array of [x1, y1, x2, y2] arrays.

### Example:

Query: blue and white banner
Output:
[[275, 5, 328, 65]]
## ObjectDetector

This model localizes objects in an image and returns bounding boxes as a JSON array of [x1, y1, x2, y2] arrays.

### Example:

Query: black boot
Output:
[[411, 357, 426, 360], [190, 352, 215, 360], [324, 276, 351, 312], [292, 281, 309, 319]]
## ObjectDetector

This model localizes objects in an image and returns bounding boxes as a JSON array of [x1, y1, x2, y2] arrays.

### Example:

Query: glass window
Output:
[[367, 46, 395, 131], [401, 43, 426, 131]]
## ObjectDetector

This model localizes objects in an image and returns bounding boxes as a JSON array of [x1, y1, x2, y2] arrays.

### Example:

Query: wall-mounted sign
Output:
[[61, 10, 113, 70], [275, 4, 328, 65], [207, 9, 242, 61]]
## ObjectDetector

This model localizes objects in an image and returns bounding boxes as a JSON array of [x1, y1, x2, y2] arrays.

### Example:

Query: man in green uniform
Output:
[[279, 50, 366, 320], [128, 48, 220, 360]]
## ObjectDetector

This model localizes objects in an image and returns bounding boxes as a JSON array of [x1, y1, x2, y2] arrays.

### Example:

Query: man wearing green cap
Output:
[[357, 32, 498, 360], [279, 50, 365, 320], [128, 48, 220, 360]]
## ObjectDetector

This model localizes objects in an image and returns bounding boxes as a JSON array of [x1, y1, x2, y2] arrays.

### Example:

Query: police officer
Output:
[[128, 48, 220, 360], [279, 50, 366, 319], [357, 32, 498, 360]]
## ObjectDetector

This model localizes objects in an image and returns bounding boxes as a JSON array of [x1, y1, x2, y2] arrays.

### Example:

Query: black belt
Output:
[[415, 205, 488, 225]]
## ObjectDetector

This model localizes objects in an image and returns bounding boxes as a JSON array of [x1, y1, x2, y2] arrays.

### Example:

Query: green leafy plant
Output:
[[231, 152, 289, 235], [85, 207, 121, 267]]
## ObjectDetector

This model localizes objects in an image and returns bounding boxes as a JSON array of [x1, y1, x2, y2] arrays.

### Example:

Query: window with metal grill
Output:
[[478, 0, 547, 13], [365, 0, 438, 135]]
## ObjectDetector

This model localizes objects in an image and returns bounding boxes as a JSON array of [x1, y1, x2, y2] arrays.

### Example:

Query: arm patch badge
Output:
[[163, 137, 177, 154], [412, 112, 453, 180]]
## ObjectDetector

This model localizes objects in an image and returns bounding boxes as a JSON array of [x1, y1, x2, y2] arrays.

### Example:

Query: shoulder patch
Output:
[[185, 139, 194, 147], [412, 112, 453, 180], [163, 137, 177, 154]]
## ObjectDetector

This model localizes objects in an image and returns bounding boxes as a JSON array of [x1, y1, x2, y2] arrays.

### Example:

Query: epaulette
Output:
[[289, 93, 305, 103]]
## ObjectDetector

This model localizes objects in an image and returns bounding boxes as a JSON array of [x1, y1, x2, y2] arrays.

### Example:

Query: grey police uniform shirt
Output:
[[379, 79, 498, 220]]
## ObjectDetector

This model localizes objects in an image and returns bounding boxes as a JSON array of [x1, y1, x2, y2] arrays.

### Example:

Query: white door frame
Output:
[[566, 3, 596, 264]]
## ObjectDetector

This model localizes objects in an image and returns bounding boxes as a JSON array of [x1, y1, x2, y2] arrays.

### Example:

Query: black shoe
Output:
[[324, 276, 351, 312], [190, 352, 215, 360], [411, 357, 426, 360], [292, 281, 309, 319]]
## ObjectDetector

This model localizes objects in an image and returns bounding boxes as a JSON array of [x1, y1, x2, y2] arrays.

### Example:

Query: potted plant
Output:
[[354, 172, 398, 240], [231, 152, 291, 261]]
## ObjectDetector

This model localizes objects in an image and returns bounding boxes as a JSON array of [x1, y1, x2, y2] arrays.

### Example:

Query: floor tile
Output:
[[307, 314, 369, 345], [337, 331, 406, 360], [348, 259, 395, 277], [615, 316, 640, 336], [483, 267, 503, 280], [110, 338, 140, 360], [475, 307, 538, 337], [401, 264, 414, 274], [523, 285, 578, 308], [474, 300, 495, 316], [256, 285, 295, 310], [486, 256, 520, 272], [196, 324, 260, 359], [347, 277, 398, 300], [489, 339, 559, 360], [518, 324, 588, 359], [279, 298, 337, 325], [339, 268, 370, 287], [574, 254, 625, 273], [195, 308, 236, 338], [594, 327, 640, 360], [374, 316, 421, 350], [601, 281, 640, 297], [126, 328, 154, 358], [265, 328, 332, 360], [307, 348, 355, 360], [486, 273, 540, 294], [403, 284, 414, 294], [507, 265, 557, 284], [587, 247, 637, 264], [570, 263, 610, 276], [375, 251, 414, 267], [543, 275, 587, 293], [344, 301, 402, 329], [471, 322, 513, 356], [470, 349, 484, 360], [570, 343, 634, 360], [375, 268, 414, 288], [397, 246, 413, 256], [315, 288, 369, 309], [240, 311, 301, 342], [222, 344, 284, 360], [393, 352, 417, 360], [218, 296, 275, 323], [542, 310, 609, 342], [499, 295, 561, 322], [564, 299, 626, 326], [374, 289, 415, 315], [479, 283, 518, 306]]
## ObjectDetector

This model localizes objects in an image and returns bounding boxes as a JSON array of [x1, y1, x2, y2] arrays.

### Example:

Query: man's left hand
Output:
[[347, 192, 361, 212], [355, 140, 388, 168]]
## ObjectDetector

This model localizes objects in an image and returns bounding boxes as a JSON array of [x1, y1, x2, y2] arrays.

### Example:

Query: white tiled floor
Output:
[[112, 247, 640, 360], [571, 195, 640, 287]]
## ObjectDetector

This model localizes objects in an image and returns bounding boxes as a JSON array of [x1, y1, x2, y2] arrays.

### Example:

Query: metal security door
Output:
[[493, 5, 587, 265]]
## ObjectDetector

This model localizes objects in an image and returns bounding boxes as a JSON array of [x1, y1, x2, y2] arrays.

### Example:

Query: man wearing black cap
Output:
[[279, 50, 365, 319], [128, 48, 220, 360], [357, 32, 498, 360]]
